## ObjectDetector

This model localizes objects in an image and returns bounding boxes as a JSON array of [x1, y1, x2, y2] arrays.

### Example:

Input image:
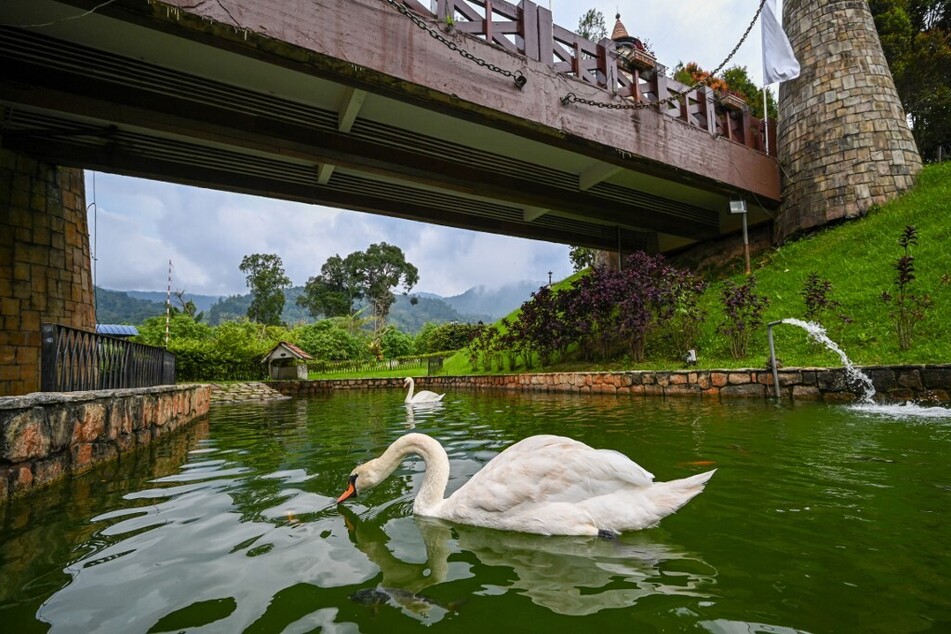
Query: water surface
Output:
[[2, 389, 950, 632]]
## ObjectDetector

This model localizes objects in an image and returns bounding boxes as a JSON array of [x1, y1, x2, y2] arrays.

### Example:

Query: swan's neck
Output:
[[379, 433, 449, 515], [404, 378, 415, 403]]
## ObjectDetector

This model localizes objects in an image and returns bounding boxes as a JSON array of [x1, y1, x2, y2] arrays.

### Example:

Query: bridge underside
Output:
[[0, 0, 780, 254]]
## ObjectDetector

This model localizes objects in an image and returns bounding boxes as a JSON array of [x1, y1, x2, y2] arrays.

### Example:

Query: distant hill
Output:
[[95, 288, 166, 324], [94, 280, 542, 332], [126, 290, 222, 314], [443, 280, 544, 320]]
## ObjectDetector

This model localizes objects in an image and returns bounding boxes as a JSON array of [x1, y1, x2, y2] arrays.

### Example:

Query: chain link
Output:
[[382, 0, 526, 88], [563, 0, 768, 110]]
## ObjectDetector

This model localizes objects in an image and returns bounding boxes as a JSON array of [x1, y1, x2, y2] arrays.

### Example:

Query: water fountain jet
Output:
[[767, 318, 876, 403]]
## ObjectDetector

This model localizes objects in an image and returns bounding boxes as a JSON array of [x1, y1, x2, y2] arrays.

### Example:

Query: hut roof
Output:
[[262, 341, 314, 363]]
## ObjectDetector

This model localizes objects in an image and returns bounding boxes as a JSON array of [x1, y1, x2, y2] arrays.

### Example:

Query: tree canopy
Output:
[[296, 242, 419, 331], [239, 253, 291, 326], [870, 0, 950, 161], [296, 253, 365, 320], [577, 9, 607, 41]]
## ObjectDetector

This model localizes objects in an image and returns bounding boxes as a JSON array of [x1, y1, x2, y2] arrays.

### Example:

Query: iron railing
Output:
[[41, 323, 176, 392]]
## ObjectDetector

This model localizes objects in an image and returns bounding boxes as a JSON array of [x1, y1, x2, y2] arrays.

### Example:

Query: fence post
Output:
[[40, 323, 57, 392]]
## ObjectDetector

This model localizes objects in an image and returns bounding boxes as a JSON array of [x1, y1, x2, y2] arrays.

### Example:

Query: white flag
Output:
[[762, 0, 800, 84]]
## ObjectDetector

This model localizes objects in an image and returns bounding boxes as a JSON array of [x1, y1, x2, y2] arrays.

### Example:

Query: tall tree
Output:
[[870, 0, 951, 160], [350, 242, 419, 331], [577, 8, 607, 41], [296, 253, 364, 320], [239, 253, 291, 326]]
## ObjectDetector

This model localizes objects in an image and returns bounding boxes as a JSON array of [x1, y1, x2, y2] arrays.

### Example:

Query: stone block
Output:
[[720, 384, 766, 399], [1, 409, 51, 462], [34, 455, 68, 488], [897, 369, 923, 390], [46, 405, 77, 452], [665, 384, 701, 397], [867, 368, 898, 391], [727, 372, 752, 385], [93, 442, 118, 465], [70, 443, 94, 473], [711, 372, 728, 387], [107, 397, 137, 439], [11, 465, 34, 497], [791, 385, 822, 400], [817, 370, 847, 391], [71, 402, 106, 443]]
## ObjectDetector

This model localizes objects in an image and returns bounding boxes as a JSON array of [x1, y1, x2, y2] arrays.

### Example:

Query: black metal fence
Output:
[[41, 323, 176, 392]]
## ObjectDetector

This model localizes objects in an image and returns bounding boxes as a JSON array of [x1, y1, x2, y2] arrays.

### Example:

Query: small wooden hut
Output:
[[262, 341, 313, 380]]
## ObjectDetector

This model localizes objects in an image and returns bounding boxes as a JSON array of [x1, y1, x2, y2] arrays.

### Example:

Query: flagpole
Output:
[[763, 85, 770, 156]]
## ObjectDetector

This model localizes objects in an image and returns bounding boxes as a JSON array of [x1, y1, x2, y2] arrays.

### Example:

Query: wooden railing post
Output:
[[519, 0, 539, 61], [701, 86, 717, 134], [654, 73, 667, 110], [742, 110, 753, 148], [537, 3, 553, 66], [436, 0, 453, 23], [598, 37, 616, 92]]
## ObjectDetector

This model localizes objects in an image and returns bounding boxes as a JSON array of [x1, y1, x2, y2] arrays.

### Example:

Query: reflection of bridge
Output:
[[1, 0, 778, 253]]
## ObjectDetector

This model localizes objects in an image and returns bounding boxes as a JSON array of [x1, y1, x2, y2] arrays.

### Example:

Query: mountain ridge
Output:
[[100, 280, 545, 332]]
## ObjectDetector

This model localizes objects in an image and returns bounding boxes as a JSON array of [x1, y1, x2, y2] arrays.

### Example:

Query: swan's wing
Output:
[[447, 435, 654, 514], [411, 391, 444, 403]]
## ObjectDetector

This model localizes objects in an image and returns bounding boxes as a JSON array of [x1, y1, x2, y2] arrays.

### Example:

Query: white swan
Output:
[[337, 433, 715, 536], [403, 377, 444, 404]]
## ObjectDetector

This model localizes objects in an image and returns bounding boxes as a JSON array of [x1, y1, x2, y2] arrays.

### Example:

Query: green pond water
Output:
[[2, 389, 950, 633]]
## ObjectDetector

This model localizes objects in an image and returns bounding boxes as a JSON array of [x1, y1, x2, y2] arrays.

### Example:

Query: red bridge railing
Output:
[[397, 0, 774, 155]]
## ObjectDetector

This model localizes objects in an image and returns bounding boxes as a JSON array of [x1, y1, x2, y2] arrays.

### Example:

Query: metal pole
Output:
[[742, 211, 751, 275], [767, 320, 783, 400]]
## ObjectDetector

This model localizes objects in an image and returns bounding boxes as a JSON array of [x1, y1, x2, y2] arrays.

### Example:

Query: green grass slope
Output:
[[444, 161, 951, 374]]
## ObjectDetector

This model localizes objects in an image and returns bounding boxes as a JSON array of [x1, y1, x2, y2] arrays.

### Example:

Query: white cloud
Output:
[[86, 173, 572, 298]]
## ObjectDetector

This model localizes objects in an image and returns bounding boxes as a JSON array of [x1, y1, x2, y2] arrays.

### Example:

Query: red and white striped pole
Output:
[[165, 259, 172, 347]]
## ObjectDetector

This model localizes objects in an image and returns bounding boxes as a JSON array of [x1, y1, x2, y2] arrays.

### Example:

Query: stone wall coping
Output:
[[0, 384, 210, 411]]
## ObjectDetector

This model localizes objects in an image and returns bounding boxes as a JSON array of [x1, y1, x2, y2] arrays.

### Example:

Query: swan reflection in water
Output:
[[339, 505, 717, 619], [403, 401, 445, 429]]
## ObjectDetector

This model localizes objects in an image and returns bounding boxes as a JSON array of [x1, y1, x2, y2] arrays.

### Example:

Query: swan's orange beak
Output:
[[337, 475, 357, 503]]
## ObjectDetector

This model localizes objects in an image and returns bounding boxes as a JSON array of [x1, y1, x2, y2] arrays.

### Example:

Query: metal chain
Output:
[[382, 0, 526, 88], [562, 0, 768, 110]]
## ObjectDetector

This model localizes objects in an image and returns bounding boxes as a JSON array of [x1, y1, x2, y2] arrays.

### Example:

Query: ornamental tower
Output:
[[776, 0, 922, 240]]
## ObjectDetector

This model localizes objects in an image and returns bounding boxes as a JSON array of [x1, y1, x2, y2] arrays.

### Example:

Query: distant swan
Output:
[[337, 433, 715, 536], [403, 377, 444, 404]]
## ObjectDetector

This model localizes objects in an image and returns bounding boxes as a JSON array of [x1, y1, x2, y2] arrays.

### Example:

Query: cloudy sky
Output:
[[86, 0, 771, 298]]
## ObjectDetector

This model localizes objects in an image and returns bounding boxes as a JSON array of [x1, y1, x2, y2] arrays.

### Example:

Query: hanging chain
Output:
[[562, 0, 767, 110], [381, 0, 526, 89]]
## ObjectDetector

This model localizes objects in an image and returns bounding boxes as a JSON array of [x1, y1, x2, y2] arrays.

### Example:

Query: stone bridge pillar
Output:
[[776, 0, 922, 241], [0, 148, 95, 396]]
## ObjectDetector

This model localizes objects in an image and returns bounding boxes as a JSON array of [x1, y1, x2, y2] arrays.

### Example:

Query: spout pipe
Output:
[[767, 321, 783, 400]]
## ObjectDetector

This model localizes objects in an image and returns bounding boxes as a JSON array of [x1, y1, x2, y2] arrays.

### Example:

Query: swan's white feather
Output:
[[344, 433, 714, 536]]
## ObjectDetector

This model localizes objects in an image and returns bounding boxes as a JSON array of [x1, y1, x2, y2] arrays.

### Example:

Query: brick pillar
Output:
[[0, 148, 95, 396], [776, 0, 922, 241]]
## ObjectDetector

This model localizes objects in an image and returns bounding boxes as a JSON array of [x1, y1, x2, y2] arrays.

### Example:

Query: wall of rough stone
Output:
[[776, 0, 922, 241], [272, 366, 951, 404], [0, 148, 95, 396], [0, 384, 210, 502]]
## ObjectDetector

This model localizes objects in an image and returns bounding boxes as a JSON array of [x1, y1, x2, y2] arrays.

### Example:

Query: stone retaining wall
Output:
[[0, 384, 210, 502], [272, 365, 951, 404]]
